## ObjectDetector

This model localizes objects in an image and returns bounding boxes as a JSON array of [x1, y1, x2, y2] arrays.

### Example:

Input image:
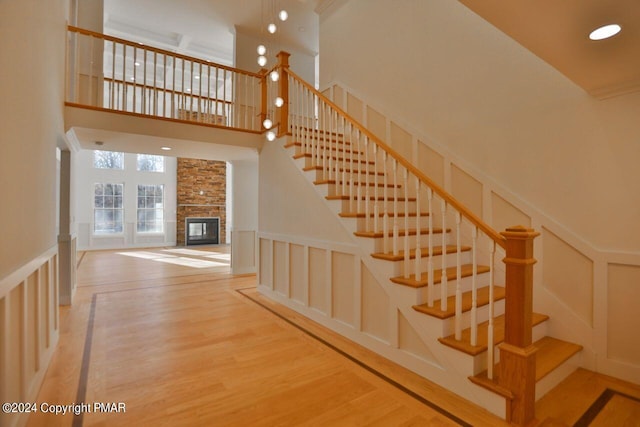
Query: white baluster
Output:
[[373, 144, 379, 233], [404, 167, 410, 279], [392, 160, 399, 256], [341, 116, 347, 197], [111, 41, 116, 109], [322, 103, 328, 180], [440, 200, 448, 312], [383, 152, 389, 253], [311, 93, 317, 167], [455, 212, 462, 341], [328, 108, 334, 187], [364, 136, 371, 232], [470, 226, 478, 347], [415, 178, 422, 281], [133, 46, 137, 113], [349, 123, 355, 213], [427, 188, 434, 307], [487, 241, 496, 380], [356, 130, 363, 215]]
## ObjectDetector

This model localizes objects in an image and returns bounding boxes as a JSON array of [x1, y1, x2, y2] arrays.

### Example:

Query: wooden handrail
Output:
[[103, 76, 234, 106], [284, 68, 506, 249], [68, 25, 262, 78]]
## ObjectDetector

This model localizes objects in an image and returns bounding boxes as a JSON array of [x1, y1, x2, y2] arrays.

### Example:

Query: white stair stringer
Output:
[[258, 136, 511, 418]]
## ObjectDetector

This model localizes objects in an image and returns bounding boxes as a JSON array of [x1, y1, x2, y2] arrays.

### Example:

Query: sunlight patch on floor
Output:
[[161, 248, 224, 257], [117, 251, 175, 260], [204, 253, 230, 261], [155, 257, 228, 268]]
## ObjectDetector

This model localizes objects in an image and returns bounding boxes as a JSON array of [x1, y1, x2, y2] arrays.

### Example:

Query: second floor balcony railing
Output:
[[66, 26, 263, 132]]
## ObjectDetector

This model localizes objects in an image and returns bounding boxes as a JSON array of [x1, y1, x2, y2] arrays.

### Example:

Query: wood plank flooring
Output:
[[23, 246, 640, 426]]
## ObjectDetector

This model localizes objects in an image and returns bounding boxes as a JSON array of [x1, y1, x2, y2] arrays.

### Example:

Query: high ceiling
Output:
[[104, 0, 320, 66], [459, 0, 640, 99]]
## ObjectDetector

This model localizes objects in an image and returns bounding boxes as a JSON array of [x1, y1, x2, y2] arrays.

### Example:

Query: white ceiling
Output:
[[104, 0, 320, 66], [459, 0, 640, 99]]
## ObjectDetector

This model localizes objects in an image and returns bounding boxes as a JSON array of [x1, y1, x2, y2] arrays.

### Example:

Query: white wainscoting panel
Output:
[[0, 246, 59, 427]]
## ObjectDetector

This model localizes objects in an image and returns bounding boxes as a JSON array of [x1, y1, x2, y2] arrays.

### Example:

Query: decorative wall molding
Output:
[[322, 81, 640, 385], [0, 247, 60, 427]]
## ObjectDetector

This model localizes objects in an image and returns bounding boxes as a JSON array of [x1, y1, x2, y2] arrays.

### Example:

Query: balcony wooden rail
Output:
[[272, 52, 539, 427], [66, 25, 263, 132]]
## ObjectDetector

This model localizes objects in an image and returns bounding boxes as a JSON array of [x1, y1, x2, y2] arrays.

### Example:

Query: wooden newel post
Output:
[[276, 51, 290, 136], [258, 68, 268, 130], [498, 225, 540, 427]]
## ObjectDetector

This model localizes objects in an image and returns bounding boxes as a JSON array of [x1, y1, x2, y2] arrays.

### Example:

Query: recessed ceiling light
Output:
[[194, 75, 200, 79], [134, 62, 140, 66], [589, 24, 622, 40], [161, 146, 171, 151]]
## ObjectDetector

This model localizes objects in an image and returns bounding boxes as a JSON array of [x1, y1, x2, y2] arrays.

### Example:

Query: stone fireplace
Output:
[[176, 158, 226, 246]]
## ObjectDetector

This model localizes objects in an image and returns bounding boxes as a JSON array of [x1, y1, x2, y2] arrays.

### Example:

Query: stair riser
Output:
[[425, 274, 494, 301], [290, 135, 352, 148], [298, 155, 373, 169], [288, 144, 364, 159], [352, 215, 429, 231], [466, 321, 549, 376], [535, 352, 581, 401], [383, 251, 472, 277], [370, 233, 450, 253], [439, 299, 506, 338], [338, 199, 418, 215], [325, 183, 407, 199], [308, 168, 389, 183]]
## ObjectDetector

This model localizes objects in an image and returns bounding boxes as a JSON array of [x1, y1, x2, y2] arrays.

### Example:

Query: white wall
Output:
[[319, 0, 640, 254], [74, 150, 177, 250], [258, 140, 354, 244], [0, 0, 67, 278], [0, 1, 68, 426], [230, 159, 259, 274], [317, 0, 640, 383]]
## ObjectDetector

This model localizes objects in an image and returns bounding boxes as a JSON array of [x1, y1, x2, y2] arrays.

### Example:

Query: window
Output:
[[94, 150, 124, 169], [137, 184, 164, 233], [137, 154, 164, 172], [94, 183, 124, 234]]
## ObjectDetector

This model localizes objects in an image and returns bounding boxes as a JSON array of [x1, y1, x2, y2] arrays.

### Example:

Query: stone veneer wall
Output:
[[177, 158, 226, 246]]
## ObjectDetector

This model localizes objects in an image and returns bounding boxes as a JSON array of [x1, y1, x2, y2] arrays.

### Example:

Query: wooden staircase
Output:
[[282, 130, 583, 423]]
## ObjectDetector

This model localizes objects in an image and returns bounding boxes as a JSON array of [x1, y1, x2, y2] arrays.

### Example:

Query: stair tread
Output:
[[531, 336, 583, 380], [315, 179, 400, 188], [326, 195, 417, 202], [294, 153, 375, 165], [412, 285, 506, 319], [372, 245, 470, 261], [285, 141, 363, 155], [354, 228, 449, 238], [303, 165, 385, 176], [469, 336, 583, 395], [341, 211, 429, 218], [391, 264, 491, 288], [438, 312, 550, 356], [290, 127, 345, 138]]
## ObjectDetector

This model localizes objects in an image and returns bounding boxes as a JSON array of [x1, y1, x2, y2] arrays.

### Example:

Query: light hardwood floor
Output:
[[23, 246, 640, 427]]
